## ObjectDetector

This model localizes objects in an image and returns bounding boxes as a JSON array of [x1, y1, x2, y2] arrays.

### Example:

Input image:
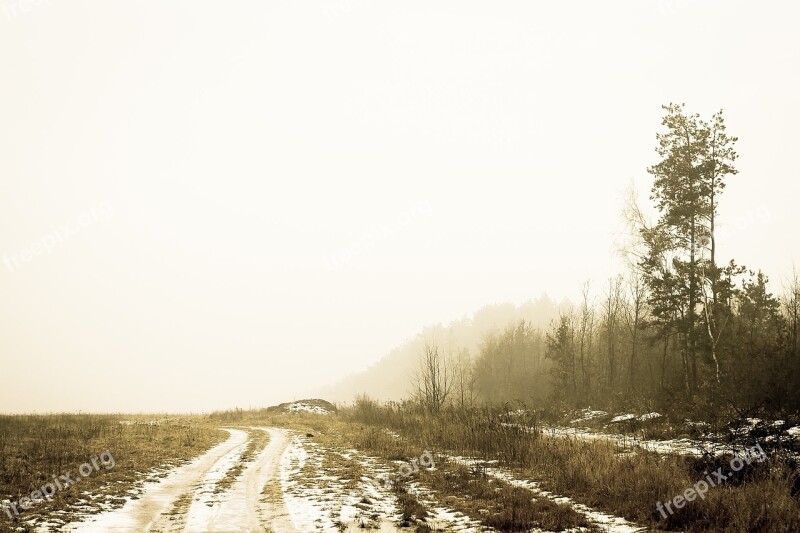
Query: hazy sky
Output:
[[1, 0, 798, 412]]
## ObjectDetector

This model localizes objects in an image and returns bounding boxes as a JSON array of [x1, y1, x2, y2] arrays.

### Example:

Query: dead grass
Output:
[[0, 414, 225, 532], [193, 404, 800, 532], [420, 460, 593, 531], [391, 480, 430, 529], [341, 401, 800, 532], [258, 413, 592, 531]]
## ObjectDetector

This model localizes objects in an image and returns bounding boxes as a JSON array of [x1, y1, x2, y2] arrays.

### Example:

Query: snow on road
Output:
[[59, 427, 295, 532], [62, 428, 247, 532], [183, 427, 290, 532], [57, 425, 641, 532]]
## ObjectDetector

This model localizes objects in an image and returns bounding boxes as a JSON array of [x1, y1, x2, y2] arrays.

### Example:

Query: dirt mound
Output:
[[270, 399, 337, 415]]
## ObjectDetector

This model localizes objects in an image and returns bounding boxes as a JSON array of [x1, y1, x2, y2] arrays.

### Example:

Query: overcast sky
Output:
[[1, 0, 798, 412]]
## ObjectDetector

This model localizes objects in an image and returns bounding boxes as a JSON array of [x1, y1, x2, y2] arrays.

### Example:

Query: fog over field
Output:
[[1, 1, 798, 415], [4, 2, 800, 532]]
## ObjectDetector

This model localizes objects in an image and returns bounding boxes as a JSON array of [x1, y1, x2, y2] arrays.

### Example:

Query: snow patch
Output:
[[570, 409, 608, 424], [280, 435, 402, 531], [448, 456, 644, 533], [407, 482, 489, 532], [285, 402, 332, 415], [609, 414, 636, 423]]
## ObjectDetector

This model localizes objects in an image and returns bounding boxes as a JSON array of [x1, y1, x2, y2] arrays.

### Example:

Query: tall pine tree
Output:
[[643, 103, 738, 395]]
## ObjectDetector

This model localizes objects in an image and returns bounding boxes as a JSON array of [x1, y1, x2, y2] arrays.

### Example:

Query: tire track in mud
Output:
[[63, 428, 247, 532], [64, 426, 517, 532], [168, 426, 294, 532], [257, 428, 296, 532], [60, 427, 297, 532]]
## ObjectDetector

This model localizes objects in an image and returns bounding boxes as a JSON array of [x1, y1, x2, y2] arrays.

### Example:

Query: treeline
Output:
[[412, 104, 800, 417], [322, 296, 564, 402]]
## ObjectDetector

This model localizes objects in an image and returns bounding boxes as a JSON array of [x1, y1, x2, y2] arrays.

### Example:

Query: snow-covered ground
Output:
[[540, 424, 764, 457], [35, 416, 793, 532], [50, 424, 499, 532], [279, 434, 490, 531], [519, 409, 800, 459], [570, 409, 609, 424], [285, 402, 332, 415], [56, 427, 291, 532], [637, 412, 662, 421], [58, 428, 248, 532], [405, 482, 491, 532], [280, 434, 402, 531], [609, 414, 637, 424], [448, 456, 644, 533]]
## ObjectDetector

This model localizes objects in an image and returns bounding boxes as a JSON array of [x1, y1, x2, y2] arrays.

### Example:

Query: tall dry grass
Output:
[[0, 414, 223, 531], [342, 399, 800, 532]]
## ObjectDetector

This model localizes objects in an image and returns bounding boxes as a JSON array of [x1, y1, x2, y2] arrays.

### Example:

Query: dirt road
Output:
[[63, 427, 294, 533], [60, 426, 631, 532]]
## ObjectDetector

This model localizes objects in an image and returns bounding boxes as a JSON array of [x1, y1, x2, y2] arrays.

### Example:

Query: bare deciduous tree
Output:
[[602, 277, 624, 388], [453, 348, 476, 409], [624, 272, 648, 387], [412, 343, 453, 413], [782, 267, 800, 362], [578, 282, 595, 397]]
